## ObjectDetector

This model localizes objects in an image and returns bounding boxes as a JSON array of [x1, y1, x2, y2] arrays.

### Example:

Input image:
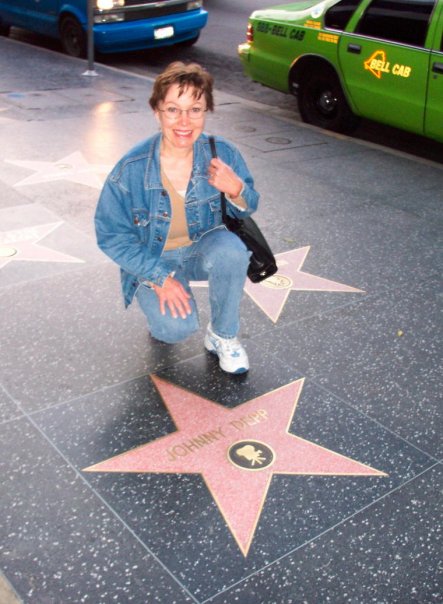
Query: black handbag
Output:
[[209, 137, 277, 283]]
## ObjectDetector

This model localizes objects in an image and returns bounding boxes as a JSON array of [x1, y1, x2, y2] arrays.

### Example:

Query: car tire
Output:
[[60, 15, 86, 58], [297, 68, 359, 134]]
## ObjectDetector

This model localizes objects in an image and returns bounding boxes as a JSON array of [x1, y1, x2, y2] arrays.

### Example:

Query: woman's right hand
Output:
[[152, 276, 192, 319]]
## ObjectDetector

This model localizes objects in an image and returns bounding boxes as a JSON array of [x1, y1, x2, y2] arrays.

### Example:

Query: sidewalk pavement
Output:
[[0, 36, 442, 604]]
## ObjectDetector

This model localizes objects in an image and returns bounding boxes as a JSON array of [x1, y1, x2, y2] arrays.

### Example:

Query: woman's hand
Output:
[[208, 158, 243, 199], [153, 276, 192, 319]]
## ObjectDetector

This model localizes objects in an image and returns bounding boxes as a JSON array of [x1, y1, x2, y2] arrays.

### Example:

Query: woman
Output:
[[95, 62, 259, 374]]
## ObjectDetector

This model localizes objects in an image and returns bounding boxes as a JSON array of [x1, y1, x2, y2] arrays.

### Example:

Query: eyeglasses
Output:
[[158, 106, 207, 120]]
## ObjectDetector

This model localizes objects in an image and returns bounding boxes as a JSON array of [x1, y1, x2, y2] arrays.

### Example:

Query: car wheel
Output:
[[60, 15, 86, 58], [297, 68, 359, 134]]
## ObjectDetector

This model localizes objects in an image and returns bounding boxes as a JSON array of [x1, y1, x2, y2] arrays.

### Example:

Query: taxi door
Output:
[[337, 0, 435, 135], [425, 3, 443, 141]]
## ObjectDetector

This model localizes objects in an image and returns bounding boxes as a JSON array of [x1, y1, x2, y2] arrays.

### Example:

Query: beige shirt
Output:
[[161, 168, 193, 251], [161, 167, 247, 251]]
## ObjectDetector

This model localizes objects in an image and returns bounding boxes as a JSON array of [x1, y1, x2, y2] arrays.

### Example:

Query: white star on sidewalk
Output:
[[0, 222, 84, 269], [6, 151, 112, 189]]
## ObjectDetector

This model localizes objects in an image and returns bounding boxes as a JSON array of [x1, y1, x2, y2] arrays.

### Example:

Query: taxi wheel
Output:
[[60, 15, 86, 58], [298, 69, 358, 134]]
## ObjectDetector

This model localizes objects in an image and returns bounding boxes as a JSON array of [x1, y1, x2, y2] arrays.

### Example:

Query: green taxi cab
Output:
[[238, 0, 443, 142]]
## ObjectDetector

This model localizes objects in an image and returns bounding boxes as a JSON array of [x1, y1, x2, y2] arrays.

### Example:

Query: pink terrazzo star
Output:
[[0, 222, 84, 269], [85, 375, 385, 555], [244, 246, 364, 322], [6, 151, 112, 189], [191, 246, 363, 323]]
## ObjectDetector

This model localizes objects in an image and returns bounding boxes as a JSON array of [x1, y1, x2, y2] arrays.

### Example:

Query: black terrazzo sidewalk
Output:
[[0, 37, 442, 604]]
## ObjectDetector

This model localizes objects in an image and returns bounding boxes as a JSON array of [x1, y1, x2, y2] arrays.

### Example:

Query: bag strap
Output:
[[208, 136, 227, 222]]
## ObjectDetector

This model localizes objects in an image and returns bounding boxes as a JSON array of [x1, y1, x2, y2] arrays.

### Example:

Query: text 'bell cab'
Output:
[[0, 0, 208, 57], [238, 0, 443, 143]]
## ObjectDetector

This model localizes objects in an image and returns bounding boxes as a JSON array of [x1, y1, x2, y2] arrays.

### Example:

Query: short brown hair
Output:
[[149, 62, 214, 112]]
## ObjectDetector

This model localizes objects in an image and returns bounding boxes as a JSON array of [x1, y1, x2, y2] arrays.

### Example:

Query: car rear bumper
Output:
[[94, 9, 207, 53]]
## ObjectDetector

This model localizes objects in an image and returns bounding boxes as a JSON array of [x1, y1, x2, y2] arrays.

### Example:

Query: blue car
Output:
[[0, 0, 208, 57]]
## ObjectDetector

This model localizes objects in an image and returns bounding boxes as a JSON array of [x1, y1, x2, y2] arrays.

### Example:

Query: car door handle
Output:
[[432, 62, 443, 74], [347, 44, 361, 54]]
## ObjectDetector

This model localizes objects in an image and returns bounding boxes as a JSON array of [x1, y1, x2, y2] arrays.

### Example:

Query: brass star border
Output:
[[84, 376, 386, 556]]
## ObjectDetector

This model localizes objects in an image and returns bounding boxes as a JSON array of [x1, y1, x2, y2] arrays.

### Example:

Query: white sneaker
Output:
[[204, 325, 249, 374]]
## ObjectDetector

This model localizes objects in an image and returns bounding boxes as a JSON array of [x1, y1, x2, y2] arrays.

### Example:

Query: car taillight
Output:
[[246, 23, 254, 43]]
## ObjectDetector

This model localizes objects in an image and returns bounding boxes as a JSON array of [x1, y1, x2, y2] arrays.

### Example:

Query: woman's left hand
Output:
[[208, 158, 243, 198]]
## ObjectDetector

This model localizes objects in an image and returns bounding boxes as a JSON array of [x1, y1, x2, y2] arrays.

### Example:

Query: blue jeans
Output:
[[135, 227, 250, 344]]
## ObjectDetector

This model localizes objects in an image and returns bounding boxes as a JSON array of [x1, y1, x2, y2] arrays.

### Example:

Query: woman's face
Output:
[[155, 83, 206, 151]]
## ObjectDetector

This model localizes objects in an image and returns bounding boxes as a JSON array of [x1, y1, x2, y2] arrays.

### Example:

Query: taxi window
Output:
[[356, 0, 436, 47], [324, 0, 361, 30]]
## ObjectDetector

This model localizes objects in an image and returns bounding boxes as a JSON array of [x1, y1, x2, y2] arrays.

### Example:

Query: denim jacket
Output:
[[95, 132, 259, 307]]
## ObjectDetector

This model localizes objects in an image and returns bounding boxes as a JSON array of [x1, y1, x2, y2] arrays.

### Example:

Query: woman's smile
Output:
[[156, 83, 206, 152]]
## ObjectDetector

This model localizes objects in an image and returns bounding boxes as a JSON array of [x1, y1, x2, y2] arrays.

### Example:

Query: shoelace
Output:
[[214, 337, 242, 358]]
